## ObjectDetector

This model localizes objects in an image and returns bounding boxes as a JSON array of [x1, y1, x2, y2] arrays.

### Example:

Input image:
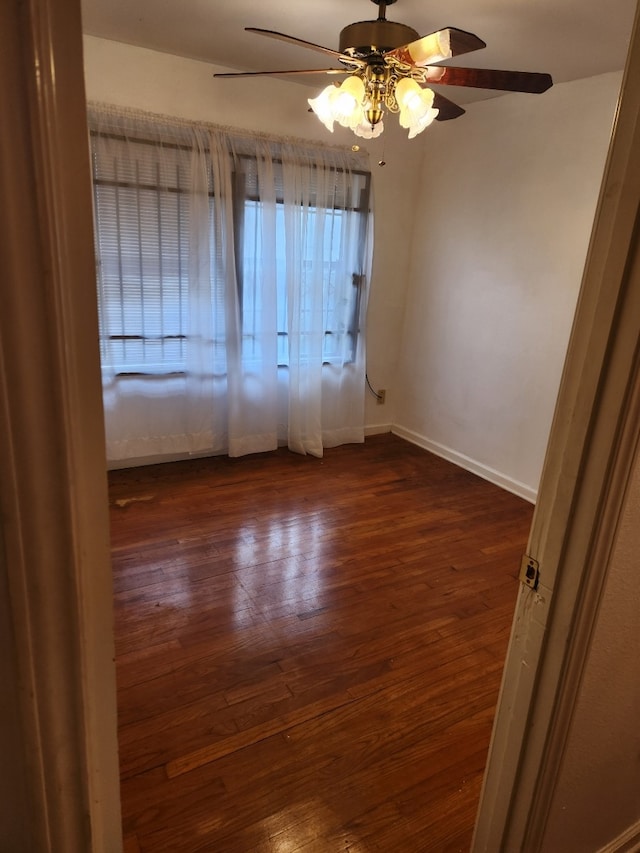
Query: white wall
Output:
[[393, 72, 622, 500], [541, 445, 640, 851], [82, 36, 424, 433], [84, 35, 335, 138]]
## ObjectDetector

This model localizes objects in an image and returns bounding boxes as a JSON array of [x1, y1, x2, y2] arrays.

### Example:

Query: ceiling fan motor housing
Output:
[[339, 19, 419, 57]]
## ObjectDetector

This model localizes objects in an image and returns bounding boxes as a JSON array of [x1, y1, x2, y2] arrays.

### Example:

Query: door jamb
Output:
[[473, 3, 640, 849]]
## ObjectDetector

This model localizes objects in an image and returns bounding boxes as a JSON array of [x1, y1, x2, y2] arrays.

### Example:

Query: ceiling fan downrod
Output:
[[371, 0, 398, 19], [341, 0, 417, 57]]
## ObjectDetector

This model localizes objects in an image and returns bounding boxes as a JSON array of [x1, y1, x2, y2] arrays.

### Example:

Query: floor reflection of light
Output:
[[263, 800, 370, 853], [233, 514, 329, 617]]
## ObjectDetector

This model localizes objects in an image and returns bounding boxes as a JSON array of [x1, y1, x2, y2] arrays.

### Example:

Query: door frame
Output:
[[1, 0, 121, 849], [473, 3, 640, 849]]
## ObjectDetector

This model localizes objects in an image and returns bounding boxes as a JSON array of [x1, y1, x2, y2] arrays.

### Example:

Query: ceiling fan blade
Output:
[[385, 27, 486, 67], [447, 28, 488, 57], [425, 66, 553, 93], [214, 68, 348, 79], [246, 27, 365, 67], [432, 93, 466, 121]]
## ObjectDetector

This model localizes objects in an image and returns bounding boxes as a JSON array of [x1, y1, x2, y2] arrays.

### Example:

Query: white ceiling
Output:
[[81, 0, 637, 104]]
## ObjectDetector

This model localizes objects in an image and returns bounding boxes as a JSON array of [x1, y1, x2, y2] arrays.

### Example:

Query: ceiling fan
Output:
[[214, 0, 553, 140]]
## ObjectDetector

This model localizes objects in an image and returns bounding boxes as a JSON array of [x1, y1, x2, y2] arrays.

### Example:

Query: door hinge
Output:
[[519, 554, 540, 590]]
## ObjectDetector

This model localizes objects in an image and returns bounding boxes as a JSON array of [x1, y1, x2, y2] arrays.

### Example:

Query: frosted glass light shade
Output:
[[352, 118, 384, 139], [308, 85, 340, 132], [406, 107, 439, 138], [333, 76, 366, 129], [309, 76, 366, 132], [310, 73, 440, 140], [395, 78, 439, 137], [407, 30, 452, 66]]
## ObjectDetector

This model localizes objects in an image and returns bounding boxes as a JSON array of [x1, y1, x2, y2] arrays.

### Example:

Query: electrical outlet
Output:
[[377, 389, 386, 405]]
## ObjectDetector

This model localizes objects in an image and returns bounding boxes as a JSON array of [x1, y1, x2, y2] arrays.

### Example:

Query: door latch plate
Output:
[[519, 555, 540, 590]]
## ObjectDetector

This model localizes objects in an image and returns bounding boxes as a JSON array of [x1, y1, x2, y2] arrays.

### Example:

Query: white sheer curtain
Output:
[[88, 105, 372, 464]]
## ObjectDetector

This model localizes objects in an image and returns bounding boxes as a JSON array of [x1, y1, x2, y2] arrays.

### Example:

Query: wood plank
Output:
[[111, 434, 533, 850]]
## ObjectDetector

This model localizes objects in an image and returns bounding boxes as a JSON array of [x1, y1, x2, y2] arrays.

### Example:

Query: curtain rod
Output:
[[89, 129, 370, 181], [86, 101, 370, 163]]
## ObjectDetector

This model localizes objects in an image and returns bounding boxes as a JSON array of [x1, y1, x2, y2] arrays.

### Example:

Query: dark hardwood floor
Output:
[[109, 433, 534, 852]]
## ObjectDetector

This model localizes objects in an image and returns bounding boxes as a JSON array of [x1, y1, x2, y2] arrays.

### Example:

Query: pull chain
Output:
[[378, 136, 386, 167]]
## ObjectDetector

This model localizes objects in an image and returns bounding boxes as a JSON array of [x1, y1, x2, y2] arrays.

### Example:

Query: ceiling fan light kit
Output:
[[214, 0, 553, 141]]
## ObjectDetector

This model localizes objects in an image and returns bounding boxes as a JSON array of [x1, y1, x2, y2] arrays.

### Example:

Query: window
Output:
[[91, 131, 371, 376], [92, 135, 193, 375]]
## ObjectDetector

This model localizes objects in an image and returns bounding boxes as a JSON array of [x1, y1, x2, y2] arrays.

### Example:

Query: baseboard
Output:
[[109, 431, 394, 470], [107, 447, 225, 471], [596, 820, 640, 853], [364, 423, 393, 437], [391, 424, 538, 504]]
